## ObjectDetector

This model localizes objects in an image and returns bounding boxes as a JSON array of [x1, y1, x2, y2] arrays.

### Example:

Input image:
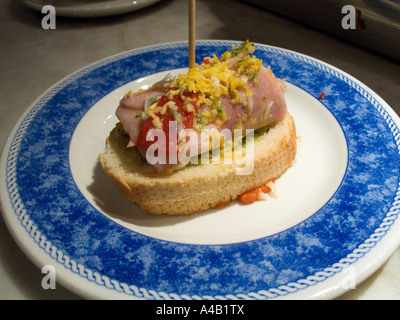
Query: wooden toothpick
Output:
[[189, 0, 196, 69]]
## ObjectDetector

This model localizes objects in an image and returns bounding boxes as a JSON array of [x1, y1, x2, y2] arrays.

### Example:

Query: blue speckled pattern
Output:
[[4, 41, 400, 299]]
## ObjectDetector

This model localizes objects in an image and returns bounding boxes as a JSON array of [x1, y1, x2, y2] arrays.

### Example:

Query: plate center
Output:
[[69, 70, 348, 245]]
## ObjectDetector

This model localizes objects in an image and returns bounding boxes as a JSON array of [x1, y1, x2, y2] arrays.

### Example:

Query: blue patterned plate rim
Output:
[[1, 40, 400, 300]]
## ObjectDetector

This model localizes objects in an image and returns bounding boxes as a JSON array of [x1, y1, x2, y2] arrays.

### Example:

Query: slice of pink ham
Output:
[[115, 66, 287, 172], [218, 66, 287, 132], [116, 88, 164, 147]]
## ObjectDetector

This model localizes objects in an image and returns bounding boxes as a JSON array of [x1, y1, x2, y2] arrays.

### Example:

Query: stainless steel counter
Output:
[[1, 0, 399, 300]]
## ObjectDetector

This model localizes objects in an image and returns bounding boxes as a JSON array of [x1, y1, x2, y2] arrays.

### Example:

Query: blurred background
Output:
[[1, 0, 399, 299]]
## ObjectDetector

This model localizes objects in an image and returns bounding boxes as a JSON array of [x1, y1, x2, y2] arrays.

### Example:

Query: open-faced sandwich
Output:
[[99, 41, 297, 215]]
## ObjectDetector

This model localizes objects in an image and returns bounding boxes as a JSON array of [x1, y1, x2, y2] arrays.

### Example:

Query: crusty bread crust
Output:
[[99, 113, 297, 215]]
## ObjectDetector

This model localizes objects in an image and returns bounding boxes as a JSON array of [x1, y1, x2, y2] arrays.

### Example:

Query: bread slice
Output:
[[98, 113, 297, 215]]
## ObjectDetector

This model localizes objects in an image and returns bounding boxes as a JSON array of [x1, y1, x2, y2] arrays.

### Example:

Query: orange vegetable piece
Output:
[[238, 181, 274, 204], [238, 188, 260, 204], [260, 184, 271, 193]]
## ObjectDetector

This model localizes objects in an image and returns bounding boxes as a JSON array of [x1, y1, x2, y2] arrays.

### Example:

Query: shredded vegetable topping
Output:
[[141, 41, 263, 131]]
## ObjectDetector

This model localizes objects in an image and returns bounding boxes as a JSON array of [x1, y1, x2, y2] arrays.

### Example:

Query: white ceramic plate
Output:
[[22, 0, 164, 18], [1, 41, 400, 300]]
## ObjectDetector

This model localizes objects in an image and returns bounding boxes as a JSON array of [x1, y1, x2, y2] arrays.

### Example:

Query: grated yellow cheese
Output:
[[141, 41, 263, 131], [123, 90, 133, 99], [175, 52, 255, 108]]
